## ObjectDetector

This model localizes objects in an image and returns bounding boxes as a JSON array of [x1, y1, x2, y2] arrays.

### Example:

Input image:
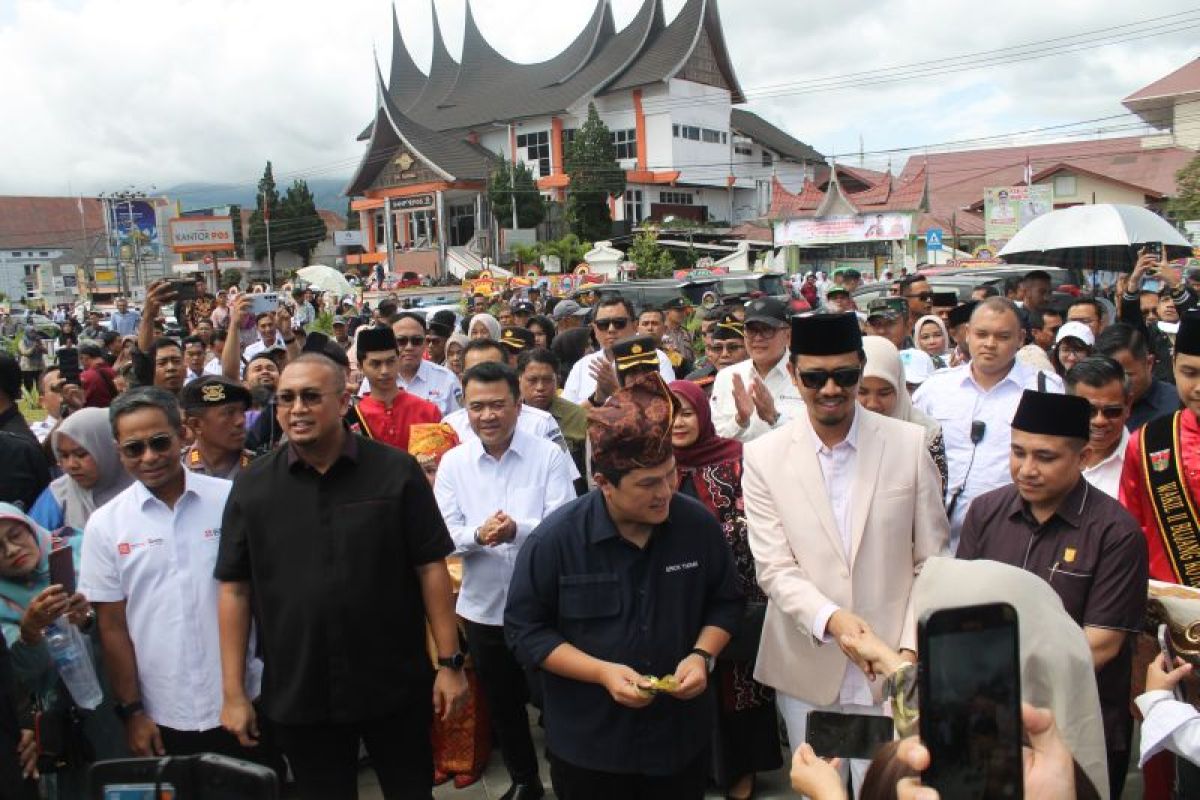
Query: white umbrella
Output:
[[295, 264, 354, 296], [998, 204, 1192, 271]]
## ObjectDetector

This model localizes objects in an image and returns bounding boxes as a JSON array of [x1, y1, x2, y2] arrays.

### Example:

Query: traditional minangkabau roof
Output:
[[1122, 57, 1200, 127], [770, 163, 929, 221], [730, 109, 823, 163]]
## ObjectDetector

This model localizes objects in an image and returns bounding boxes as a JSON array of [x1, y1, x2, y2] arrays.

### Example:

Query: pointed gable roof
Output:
[[407, 0, 460, 115], [1122, 57, 1200, 127]]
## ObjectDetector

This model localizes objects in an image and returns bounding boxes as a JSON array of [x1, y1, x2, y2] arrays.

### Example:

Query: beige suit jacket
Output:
[[744, 407, 950, 704]]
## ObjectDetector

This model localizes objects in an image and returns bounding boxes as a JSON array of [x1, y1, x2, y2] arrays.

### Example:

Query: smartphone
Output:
[[48, 545, 75, 595], [248, 292, 280, 317], [58, 347, 82, 385], [1143, 278, 1165, 294], [918, 603, 1023, 799], [806, 710, 895, 760], [170, 279, 198, 302]]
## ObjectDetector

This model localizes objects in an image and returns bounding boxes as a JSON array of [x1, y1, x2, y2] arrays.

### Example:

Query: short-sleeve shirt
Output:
[[504, 491, 744, 775], [79, 472, 262, 732], [957, 479, 1148, 748], [214, 432, 454, 725]]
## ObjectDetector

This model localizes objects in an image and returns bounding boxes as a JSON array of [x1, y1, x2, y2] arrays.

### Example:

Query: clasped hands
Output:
[[475, 510, 517, 547], [826, 610, 910, 681]]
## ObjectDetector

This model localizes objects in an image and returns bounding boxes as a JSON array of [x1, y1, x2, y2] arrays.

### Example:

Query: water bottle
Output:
[[44, 617, 103, 710]]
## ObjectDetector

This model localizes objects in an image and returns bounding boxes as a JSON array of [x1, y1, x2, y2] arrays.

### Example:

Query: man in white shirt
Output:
[[392, 313, 463, 416], [1137, 653, 1200, 771], [561, 296, 673, 406], [1066, 355, 1132, 499], [711, 297, 804, 442], [78, 387, 270, 765], [242, 311, 290, 362], [913, 297, 1063, 549], [435, 361, 574, 800]]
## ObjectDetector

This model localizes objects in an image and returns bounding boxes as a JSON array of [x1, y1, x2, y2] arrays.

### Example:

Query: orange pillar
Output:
[[551, 117, 564, 175], [632, 89, 648, 171]]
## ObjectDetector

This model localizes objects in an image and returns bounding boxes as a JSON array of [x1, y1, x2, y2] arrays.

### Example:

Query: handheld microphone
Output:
[[970, 420, 986, 445]]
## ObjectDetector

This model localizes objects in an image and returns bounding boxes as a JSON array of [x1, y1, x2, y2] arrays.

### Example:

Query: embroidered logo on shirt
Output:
[[116, 538, 165, 556], [203, 528, 221, 540], [664, 561, 699, 574], [1150, 449, 1172, 473], [1063, 547, 1076, 564]]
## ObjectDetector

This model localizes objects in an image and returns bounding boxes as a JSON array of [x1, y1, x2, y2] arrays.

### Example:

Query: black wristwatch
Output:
[[689, 647, 715, 674], [115, 700, 145, 721], [437, 652, 466, 670]]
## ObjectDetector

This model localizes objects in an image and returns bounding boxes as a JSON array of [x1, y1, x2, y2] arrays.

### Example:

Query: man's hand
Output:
[[588, 356, 618, 402], [667, 653, 708, 700], [65, 593, 91, 629], [839, 629, 905, 679], [220, 694, 259, 747], [17, 729, 37, 780], [599, 662, 655, 709], [789, 743, 845, 800], [1146, 652, 1193, 694], [142, 280, 177, 319], [749, 374, 778, 425], [827, 610, 875, 678], [490, 512, 518, 545], [61, 383, 85, 413], [731, 373, 755, 428], [478, 512, 508, 546], [432, 667, 469, 722], [126, 713, 165, 757]]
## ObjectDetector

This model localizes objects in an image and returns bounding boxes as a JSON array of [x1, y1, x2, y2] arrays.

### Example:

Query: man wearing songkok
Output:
[[743, 312, 948, 792], [504, 372, 742, 799], [959, 389, 1147, 798], [349, 327, 441, 451]]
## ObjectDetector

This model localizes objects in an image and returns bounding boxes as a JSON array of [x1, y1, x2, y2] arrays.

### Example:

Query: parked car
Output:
[[570, 279, 690, 312], [851, 265, 1086, 309], [679, 271, 789, 307]]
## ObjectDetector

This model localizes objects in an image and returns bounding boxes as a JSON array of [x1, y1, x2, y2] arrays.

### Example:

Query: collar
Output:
[[468, 426, 529, 463], [1089, 427, 1131, 471], [588, 490, 631, 544], [287, 426, 359, 470], [962, 359, 1023, 392], [1006, 477, 1091, 529], [133, 469, 198, 510], [809, 405, 861, 454], [403, 359, 432, 385]]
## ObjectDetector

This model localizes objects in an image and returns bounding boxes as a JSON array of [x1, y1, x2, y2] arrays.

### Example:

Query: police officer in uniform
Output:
[[181, 376, 254, 480], [685, 315, 747, 395]]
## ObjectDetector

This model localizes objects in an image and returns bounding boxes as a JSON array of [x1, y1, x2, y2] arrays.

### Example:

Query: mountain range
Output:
[[162, 177, 351, 213]]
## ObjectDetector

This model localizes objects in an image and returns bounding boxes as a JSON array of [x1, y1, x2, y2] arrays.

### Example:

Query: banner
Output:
[[168, 217, 236, 253], [111, 200, 161, 260], [774, 213, 914, 246], [983, 185, 1053, 252]]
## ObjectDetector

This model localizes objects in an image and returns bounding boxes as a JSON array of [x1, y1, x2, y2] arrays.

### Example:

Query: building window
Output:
[[516, 130, 551, 177], [10, 252, 20, 257], [624, 189, 644, 224], [38, 251, 48, 257], [702, 129, 722, 144], [611, 129, 637, 160], [373, 210, 385, 249], [1053, 175, 1077, 197], [659, 191, 694, 205], [722, 132, 728, 144], [677, 125, 700, 141], [761, 150, 774, 168], [672, 124, 680, 138], [734, 144, 753, 156]]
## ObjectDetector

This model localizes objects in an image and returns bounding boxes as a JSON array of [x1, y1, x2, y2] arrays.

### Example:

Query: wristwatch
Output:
[[437, 652, 466, 670], [689, 647, 715, 674], [115, 700, 145, 721]]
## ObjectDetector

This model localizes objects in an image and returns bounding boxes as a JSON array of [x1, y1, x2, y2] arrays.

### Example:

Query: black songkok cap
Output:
[[1177, 312, 1200, 357], [611, 335, 659, 373], [947, 301, 977, 328], [1012, 389, 1090, 441], [933, 291, 959, 308], [356, 326, 397, 356], [790, 312, 863, 356]]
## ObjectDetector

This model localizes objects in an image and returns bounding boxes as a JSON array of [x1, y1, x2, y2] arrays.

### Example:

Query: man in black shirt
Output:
[[1096, 323, 1180, 430], [0, 354, 50, 510], [505, 372, 743, 799], [215, 353, 468, 800]]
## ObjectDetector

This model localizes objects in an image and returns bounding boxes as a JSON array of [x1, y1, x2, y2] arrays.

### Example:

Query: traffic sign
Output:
[[926, 228, 944, 251]]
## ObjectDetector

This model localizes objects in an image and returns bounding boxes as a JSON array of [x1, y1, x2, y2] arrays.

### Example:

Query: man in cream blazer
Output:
[[744, 319, 949, 790]]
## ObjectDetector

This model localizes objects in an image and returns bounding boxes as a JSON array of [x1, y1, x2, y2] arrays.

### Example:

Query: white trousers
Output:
[[776, 692, 887, 799]]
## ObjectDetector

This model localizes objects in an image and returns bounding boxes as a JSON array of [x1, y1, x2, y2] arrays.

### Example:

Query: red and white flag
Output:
[[1023, 154, 1033, 186]]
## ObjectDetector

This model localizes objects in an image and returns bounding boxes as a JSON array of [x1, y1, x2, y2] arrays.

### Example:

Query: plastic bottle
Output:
[[44, 617, 103, 710]]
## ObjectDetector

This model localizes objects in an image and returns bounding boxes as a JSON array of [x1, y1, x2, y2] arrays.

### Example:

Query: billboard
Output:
[[983, 185, 1053, 252], [773, 213, 914, 246], [110, 200, 161, 260], [168, 217, 236, 253], [334, 230, 365, 247]]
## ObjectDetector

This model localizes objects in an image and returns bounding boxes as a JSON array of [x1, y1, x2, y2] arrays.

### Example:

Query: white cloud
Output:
[[0, 0, 1195, 196]]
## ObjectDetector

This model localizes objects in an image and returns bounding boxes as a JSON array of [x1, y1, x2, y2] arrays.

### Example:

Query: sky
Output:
[[0, 0, 1197, 199]]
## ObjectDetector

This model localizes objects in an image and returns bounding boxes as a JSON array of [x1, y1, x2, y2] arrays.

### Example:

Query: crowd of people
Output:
[[0, 254, 1197, 800]]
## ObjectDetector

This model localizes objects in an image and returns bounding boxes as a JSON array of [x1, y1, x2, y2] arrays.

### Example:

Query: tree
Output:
[[1169, 153, 1200, 222], [278, 179, 328, 265], [489, 159, 545, 229], [246, 162, 280, 266], [564, 103, 625, 241], [626, 226, 676, 278], [220, 268, 243, 289], [228, 204, 245, 258]]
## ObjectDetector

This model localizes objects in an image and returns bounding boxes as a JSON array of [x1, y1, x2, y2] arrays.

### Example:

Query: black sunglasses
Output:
[[798, 367, 863, 389], [904, 291, 934, 302], [119, 433, 175, 459], [395, 335, 426, 348], [594, 318, 630, 331], [1088, 404, 1125, 421]]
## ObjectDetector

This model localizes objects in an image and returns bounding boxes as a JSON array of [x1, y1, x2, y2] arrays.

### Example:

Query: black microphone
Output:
[[948, 420, 987, 519], [970, 420, 986, 445]]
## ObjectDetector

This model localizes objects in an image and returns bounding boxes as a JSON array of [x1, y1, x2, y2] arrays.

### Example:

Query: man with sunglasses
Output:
[[79, 387, 274, 768], [1066, 357, 1132, 499], [743, 312, 949, 793], [685, 314, 747, 396], [897, 275, 934, 337], [561, 296, 673, 408], [389, 312, 463, 416], [711, 297, 803, 442], [349, 327, 441, 451]]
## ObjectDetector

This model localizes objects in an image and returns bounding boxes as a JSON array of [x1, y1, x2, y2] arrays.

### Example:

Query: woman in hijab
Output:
[[445, 332, 469, 379], [858, 336, 948, 494], [29, 408, 131, 533], [669, 379, 781, 800], [468, 312, 501, 341], [912, 314, 951, 368], [0, 503, 127, 796]]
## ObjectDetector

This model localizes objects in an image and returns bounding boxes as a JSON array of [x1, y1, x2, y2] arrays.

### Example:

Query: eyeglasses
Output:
[[744, 324, 781, 340], [395, 335, 426, 348], [709, 342, 745, 355], [276, 389, 335, 408], [1088, 404, 1126, 420], [798, 367, 863, 389], [119, 433, 175, 459], [594, 318, 630, 331], [904, 291, 934, 302]]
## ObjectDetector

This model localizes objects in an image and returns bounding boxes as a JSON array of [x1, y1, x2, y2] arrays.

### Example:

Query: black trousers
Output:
[[463, 620, 539, 784], [158, 722, 286, 783], [548, 749, 708, 800], [272, 706, 432, 800]]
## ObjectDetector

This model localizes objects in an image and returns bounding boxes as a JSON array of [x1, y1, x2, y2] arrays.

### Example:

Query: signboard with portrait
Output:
[[111, 200, 162, 260], [773, 213, 914, 247], [983, 185, 1053, 252]]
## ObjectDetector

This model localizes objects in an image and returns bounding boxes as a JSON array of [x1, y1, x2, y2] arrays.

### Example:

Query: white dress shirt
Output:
[[434, 429, 575, 626], [400, 360, 463, 416], [711, 354, 805, 442], [1136, 689, 1200, 766], [1082, 427, 1130, 499], [78, 472, 261, 732], [443, 404, 579, 480], [242, 332, 286, 362], [912, 361, 1063, 550], [561, 348, 675, 404], [29, 415, 57, 444], [806, 412, 874, 707]]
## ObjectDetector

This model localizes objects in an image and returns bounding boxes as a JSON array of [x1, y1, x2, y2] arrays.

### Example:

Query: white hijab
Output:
[[50, 408, 132, 530], [860, 335, 942, 449], [469, 313, 501, 341], [912, 314, 951, 358]]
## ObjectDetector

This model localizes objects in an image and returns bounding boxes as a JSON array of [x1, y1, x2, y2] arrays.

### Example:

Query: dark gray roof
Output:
[[730, 108, 824, 162]]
